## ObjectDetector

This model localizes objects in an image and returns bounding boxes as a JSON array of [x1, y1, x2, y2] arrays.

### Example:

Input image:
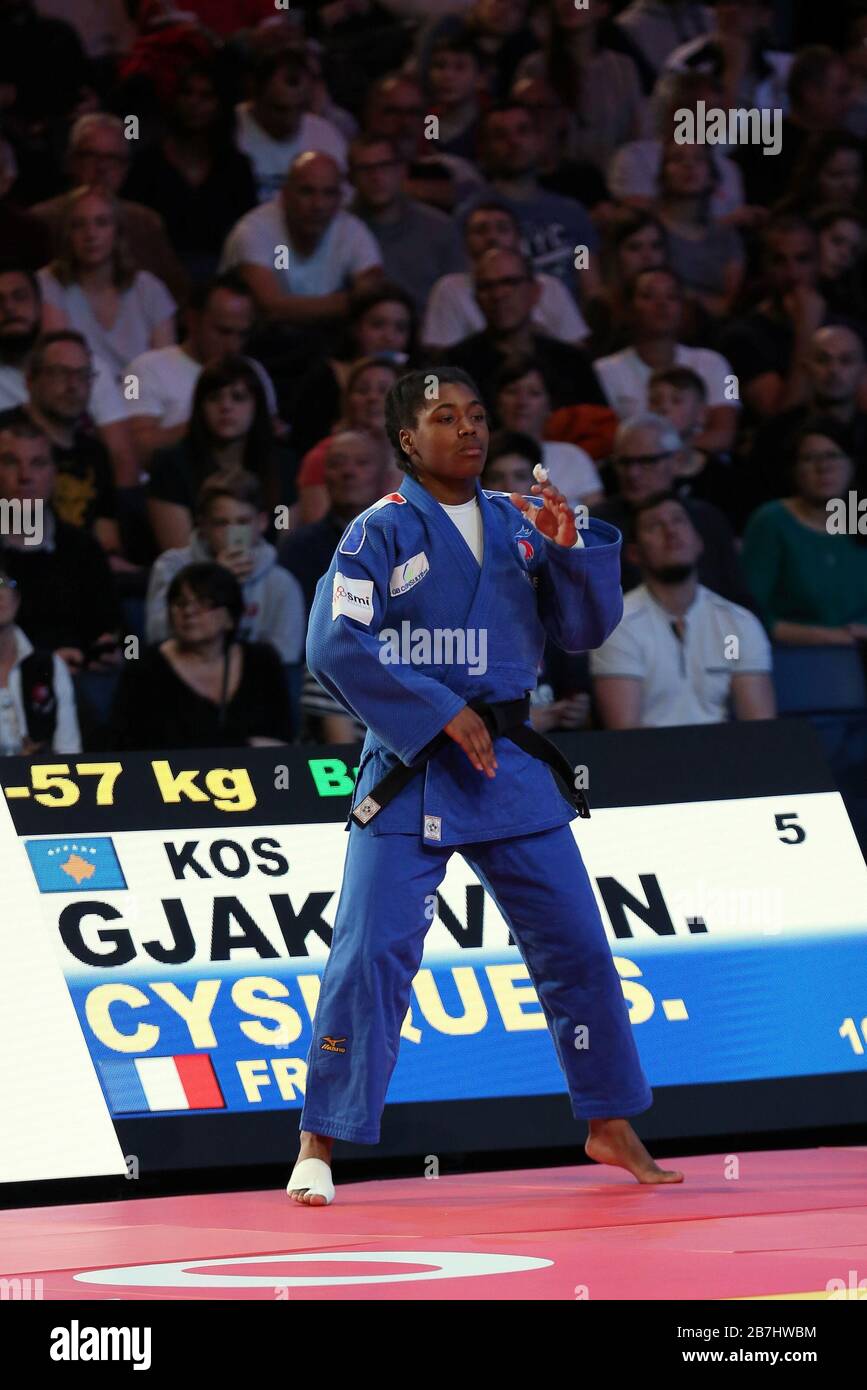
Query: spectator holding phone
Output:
[[145, 472, 305, 729]]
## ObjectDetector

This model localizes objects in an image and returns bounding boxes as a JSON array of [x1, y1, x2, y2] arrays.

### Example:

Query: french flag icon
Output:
[[97, 1054, 225, 1114]]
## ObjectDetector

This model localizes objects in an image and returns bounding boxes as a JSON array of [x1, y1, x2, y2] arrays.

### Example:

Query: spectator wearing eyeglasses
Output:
[[362, 73, 485, 213], [422, 200, 589, 351], [24, 331, 125, 567], [592, 413, 751, 605], [0, 266, 138, 489], [348, 135, 465, 313], [0, 569, 81, 756], [112, 561, 292, 750], [448, 246, 605, 414], [741, 423, 867, 647]]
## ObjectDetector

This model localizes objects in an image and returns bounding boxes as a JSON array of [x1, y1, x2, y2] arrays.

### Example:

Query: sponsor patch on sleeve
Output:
[[332, 572, 375, 625]]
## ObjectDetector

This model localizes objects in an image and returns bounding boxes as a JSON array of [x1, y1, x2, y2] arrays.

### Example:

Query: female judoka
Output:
[[288, 367, 683, 1204]]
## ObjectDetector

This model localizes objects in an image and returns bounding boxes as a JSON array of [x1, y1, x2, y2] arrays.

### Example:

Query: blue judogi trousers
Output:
[[299, 823, 653, 1144]]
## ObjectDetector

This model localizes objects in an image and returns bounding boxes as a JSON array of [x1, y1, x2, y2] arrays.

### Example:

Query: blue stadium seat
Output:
[[771, 645, 867, 714]]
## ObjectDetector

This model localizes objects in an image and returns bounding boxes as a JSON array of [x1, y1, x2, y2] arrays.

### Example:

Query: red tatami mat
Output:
[[2, 1147, 866, 1300]]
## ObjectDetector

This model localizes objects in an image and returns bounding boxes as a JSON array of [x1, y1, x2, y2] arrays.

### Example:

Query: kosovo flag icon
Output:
[[25, 837, 127, 892]]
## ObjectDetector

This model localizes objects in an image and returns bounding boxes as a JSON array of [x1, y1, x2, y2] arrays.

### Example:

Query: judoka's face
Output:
[[400, 382, 489, 484]]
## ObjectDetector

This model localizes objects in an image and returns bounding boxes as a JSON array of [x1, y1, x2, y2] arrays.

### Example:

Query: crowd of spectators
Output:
[[0, 0, 865, 755]]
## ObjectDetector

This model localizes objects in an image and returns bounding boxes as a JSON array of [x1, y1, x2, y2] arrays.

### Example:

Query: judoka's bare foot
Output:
[[289, 1131, 335, 1205], [585, 1118, 683, 1184]]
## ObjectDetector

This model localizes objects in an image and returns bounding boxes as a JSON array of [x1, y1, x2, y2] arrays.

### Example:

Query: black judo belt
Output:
[[350, 694, 590, 828]]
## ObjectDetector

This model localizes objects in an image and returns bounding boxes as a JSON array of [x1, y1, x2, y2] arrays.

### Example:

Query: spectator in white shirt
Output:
[[594, 266, 738, 453], [37, 187, 177, 384], [608, 71, 749, 226], [235, 47, 348, 203], [591, 491, 775, 729], [220, 152, 383, 331], [126, 272, 261, 468], [422, 200, 589, 349], [493, 355, 603, 508]]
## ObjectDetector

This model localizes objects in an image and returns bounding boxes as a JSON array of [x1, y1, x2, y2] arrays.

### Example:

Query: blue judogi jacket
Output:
[[307, 473, 623, 845]]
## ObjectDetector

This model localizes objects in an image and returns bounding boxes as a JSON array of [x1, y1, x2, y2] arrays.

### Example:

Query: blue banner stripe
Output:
[[97, 1059, 148, 1114]]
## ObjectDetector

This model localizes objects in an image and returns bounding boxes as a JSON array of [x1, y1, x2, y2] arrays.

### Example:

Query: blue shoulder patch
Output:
[[338, 492, 407, 556]]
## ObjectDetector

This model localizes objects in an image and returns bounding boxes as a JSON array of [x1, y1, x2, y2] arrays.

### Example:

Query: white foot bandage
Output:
[[286, 1156, 335, 1205]]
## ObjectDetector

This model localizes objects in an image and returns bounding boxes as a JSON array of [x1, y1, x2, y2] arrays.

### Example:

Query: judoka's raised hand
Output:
[[509, 483, 577, 547], [443, 707, 498, 778]]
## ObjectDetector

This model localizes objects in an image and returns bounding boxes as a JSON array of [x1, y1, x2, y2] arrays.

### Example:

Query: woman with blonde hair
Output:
[[37, 186, 177, 381]]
